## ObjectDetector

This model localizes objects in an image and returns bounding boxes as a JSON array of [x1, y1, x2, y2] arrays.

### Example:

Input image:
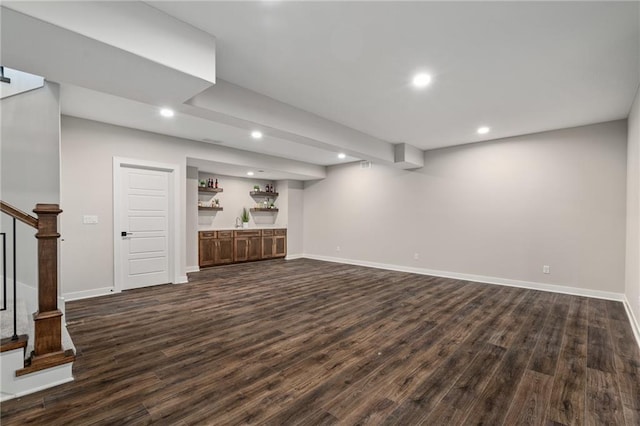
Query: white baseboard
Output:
[[185, 266, 200, 273], [302, 254, 625, 302], [285, 254, 304, 260], [62, 322, 76, 353], [175, 275, 189, 284], [58, 296, 67, 325], [63, 287, 114, 302], [623, 296, 640, 349]]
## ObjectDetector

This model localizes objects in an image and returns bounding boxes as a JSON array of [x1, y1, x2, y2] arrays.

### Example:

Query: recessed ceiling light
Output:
[[251, 130, 263, 139], [477, 126, 490, 135], [160, 108, 174, 118], [247, 171, 254, 176], [338, 153, 346, 159], [411, 73, 432, 89]]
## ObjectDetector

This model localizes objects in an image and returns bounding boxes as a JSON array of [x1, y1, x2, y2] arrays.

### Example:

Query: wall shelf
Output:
[[250, 208, 279, 212], [199, 187, 223, 193], [199, 206, 223, 211], [250, 191, 278, 197]]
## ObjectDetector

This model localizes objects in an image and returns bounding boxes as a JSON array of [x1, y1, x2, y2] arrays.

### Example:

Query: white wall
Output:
[[186, 166, 199, 272], [1, 81, 60, 291], [304, 120, 628, 295], [190, 171, 283, 271], [274, 180, 289, 229], [61, 117, 187, 297], [275, 179, 304, 257], [197, 174, 280, 230], [286, 180, 304, 257], [61, 116, 306, 297], [626, 87, 640, 333]]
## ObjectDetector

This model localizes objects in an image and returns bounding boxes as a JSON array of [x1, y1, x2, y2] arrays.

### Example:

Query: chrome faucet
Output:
[[235, 216, 242, 228]]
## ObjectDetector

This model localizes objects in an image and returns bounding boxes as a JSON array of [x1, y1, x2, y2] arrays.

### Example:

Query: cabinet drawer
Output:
[[275, 229, 287, 236], [217, 231, 233, 239], [262, 229, 274, 236], [199, 231, 216, 239], [234, 230, 261, 237]]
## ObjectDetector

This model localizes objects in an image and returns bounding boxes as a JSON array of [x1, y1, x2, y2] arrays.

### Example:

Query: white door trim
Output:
[[113, 157, 181, 293]]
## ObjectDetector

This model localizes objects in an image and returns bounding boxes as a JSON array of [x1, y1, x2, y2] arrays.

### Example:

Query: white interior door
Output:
[[119, 166, 170, 290]]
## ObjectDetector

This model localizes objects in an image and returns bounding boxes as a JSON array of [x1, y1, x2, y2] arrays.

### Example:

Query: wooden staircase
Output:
[[0, 201, 75, 399]]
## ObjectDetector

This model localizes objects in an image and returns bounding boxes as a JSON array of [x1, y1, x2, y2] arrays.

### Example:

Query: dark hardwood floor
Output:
[[2, 259, 639, 425]]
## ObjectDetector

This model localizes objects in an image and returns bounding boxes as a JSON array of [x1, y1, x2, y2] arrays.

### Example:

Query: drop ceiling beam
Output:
[[186, 80, 397, 165], [0, 8, 213, 108], [2, 1, 216, 84]]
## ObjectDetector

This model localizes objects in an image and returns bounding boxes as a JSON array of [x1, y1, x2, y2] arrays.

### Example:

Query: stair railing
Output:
[[0, 201, 73, 371], [0, 219, 17, 340], [0, 202, 36, 341]]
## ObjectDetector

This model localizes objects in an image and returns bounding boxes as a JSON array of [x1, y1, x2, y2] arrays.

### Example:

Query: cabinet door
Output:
[[262, 236, 275, 259], [247, 236, 262, 261], [215, 238, 234, 264], [199, 238, 215, 267], [234, 237, 249, 262], [274, 235, 287, 257]]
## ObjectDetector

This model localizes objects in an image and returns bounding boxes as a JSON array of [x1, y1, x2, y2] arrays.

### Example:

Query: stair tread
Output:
[[17, 349, 75, 376], [0, 334, 28, 352]]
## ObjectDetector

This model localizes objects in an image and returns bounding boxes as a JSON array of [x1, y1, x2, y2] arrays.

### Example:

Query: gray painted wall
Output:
[[60, 113, 633, 319], [186, 166, 199, 272], [627, 87, 640, 330], [1, 81, 60, 291], [60, 116, 307, 297], [197, 173, 281, 230], [61, 116, 187, 296], [286, 180, 304, 257], [303, 120, 628, 294]]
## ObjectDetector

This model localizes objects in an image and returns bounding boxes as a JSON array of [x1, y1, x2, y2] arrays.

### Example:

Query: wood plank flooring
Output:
[[1, 259, 639, 425]]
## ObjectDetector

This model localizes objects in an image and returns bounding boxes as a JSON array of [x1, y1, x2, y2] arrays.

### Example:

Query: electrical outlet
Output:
[[336, 246, 341, 252], [413, 253, 419, 260], [543, 265, 550, 274]]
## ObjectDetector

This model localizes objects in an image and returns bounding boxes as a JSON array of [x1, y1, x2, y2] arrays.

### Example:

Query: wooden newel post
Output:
[[32, 203, 63, 358]]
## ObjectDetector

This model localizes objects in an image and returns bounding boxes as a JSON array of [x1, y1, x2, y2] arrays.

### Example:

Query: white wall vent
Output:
[[360, 161, 372, 169]]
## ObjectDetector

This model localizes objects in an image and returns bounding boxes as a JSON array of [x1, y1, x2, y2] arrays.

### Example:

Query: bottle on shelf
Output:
[[215, 178, 218, 189]]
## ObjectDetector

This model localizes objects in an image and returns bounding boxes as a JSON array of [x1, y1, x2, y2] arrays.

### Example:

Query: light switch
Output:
[[83, 215, 98, 224]]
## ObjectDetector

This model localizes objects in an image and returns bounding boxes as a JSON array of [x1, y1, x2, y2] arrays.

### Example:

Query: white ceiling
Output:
[[150, 1, 639, 150], [3, 1, 639, 177], [59, 84, 360, 167]]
